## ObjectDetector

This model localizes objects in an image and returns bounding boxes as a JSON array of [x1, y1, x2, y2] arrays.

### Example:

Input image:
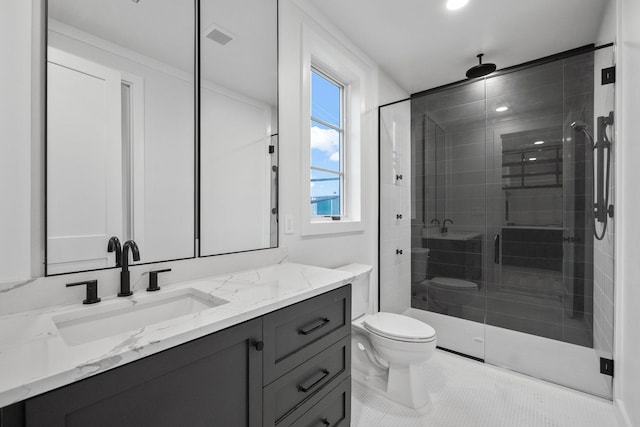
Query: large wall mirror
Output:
[[45, 0, 278, 275], [46, 0, 196, 275], [199, 0, 278, 256]]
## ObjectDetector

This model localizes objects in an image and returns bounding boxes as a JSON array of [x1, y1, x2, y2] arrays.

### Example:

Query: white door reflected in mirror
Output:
[[47, 48, 123, 274], [46, 0, 196, 275]]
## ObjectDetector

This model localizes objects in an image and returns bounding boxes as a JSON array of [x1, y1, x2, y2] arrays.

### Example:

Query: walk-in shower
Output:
[[379, 45, 616, 399]]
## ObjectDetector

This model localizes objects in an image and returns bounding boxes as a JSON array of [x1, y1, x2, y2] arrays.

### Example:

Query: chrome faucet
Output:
[[441, 219, 454, 233], [118, 240, 141, 297]]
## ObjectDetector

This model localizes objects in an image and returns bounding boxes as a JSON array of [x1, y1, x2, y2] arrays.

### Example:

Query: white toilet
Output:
[[337, 263, 437, 409]]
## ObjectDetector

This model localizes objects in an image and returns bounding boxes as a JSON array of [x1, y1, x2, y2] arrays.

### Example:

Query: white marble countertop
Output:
[[0, 262, 354, 408]]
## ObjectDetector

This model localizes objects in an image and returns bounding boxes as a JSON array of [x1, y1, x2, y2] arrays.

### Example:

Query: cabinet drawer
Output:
[[280, 377, 351, 427], [263, 285, 351, 383], [263, 336, 350, 425]]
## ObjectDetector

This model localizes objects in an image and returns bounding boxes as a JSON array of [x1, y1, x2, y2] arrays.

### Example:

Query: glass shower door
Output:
[[483, 51, 613, 398]]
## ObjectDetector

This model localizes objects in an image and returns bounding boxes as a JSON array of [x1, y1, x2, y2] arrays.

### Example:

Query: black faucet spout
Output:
[[107, 236, 122, 267], [118, 240, 141, 297]]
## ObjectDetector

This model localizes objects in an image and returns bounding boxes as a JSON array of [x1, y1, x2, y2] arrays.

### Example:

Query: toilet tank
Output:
[[336, 264, 373, 319]]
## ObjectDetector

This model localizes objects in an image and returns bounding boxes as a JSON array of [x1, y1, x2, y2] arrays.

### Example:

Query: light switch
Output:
[[284, 214, 294, 234]]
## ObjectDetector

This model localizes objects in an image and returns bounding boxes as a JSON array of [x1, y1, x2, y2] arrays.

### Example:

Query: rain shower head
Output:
[[466, 54, 497, 79]]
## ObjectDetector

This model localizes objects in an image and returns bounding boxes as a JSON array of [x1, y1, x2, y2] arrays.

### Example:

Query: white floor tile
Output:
[[351, 350, 619, 427]]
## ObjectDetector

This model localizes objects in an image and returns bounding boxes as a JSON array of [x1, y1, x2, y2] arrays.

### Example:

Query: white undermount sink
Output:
[[53, 288, 228, 346]]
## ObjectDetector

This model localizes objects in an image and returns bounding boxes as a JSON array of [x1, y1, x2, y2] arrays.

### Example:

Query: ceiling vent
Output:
[[206, 27, 234, 46]]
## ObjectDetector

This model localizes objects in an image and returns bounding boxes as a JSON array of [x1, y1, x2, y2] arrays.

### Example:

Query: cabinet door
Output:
[[25, 318, 262, 427]]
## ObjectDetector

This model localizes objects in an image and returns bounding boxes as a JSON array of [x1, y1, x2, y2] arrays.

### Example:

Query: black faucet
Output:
[[107, 236, 122, 267], [66, 280, 101, 304], [441, 219, 454, 233], [430, 218, 440, 228], [118, 240, 141, 297]]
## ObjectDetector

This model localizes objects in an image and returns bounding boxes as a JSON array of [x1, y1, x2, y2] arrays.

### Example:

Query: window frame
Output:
[[310, 66, 346, 218], [299, 21, 373, 237]]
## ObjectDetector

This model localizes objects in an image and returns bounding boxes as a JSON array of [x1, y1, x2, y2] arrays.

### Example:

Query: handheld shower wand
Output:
[[570, 113, 614, 240]]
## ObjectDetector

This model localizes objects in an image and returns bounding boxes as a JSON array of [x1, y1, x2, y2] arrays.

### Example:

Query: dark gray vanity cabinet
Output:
[[21, 318, 263, 427], [262, 285, 351, 426], [0, 285, 352, 427]]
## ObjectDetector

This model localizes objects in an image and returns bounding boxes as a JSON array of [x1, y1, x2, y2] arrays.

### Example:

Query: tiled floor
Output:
[[351, 350, 619, 427]]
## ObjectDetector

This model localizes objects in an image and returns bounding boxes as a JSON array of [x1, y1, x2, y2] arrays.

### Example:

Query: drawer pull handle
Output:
[[321, 418, 331, 426], [298, 318, 330, 335], [298, 369, 330, 393]]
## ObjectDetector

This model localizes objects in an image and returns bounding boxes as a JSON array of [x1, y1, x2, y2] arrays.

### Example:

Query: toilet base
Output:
[[386, 362, 430, 408], [352, 359, 431, 409]]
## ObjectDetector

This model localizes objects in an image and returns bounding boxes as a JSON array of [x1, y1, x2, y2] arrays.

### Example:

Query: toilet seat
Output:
[[429, 277, 477, 290], [363, 312, 436, 343]]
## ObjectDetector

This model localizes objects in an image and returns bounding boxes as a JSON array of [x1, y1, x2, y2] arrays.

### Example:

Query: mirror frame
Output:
[[44, 0, 199, 276]]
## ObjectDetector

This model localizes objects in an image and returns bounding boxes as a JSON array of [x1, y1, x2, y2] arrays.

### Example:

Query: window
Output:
[[298, 22, 374, 236], [310, 68, 344, 217]]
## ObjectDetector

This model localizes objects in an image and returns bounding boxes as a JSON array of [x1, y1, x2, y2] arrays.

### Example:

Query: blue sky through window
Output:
[[311, 70, 342, 215]]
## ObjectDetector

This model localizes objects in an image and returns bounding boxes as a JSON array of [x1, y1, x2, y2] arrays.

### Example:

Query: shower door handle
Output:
[[494, 234, 500, 264]]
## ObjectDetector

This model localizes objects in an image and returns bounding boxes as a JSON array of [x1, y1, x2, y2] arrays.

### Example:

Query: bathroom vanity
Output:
[[0, 264, 352, 427]]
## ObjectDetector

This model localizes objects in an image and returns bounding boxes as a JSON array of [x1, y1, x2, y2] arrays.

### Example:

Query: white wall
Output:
[[278, 1, 380, 287], [616, 0, 640, 424], [379, 70, 409, 106], [379, 99, 411, 314], [0, 0, 390, 308], [200, 85, 273, 255], [0, 1, 32, 283]]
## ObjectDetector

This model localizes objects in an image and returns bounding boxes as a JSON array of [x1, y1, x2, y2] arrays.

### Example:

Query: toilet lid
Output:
[[363, 312, 436, 342], [430, 277, 477, 290]]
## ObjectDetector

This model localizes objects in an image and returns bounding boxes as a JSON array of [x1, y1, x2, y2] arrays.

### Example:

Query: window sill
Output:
[[301, 218, 364, 236]]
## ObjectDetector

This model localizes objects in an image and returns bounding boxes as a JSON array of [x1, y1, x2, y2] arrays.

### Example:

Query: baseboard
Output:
[[615, 398, 633, 427]]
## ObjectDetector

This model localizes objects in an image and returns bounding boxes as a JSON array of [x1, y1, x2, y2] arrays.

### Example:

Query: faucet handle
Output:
[[66, 280, 101, 304], [147, 269, 171, 292]]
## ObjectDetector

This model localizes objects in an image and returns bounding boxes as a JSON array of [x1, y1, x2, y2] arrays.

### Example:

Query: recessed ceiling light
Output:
[[446, 0, 469, 11], [528, 157, 537, 161], [496, 106, 508, 112], [534, 140, 545, 145]]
